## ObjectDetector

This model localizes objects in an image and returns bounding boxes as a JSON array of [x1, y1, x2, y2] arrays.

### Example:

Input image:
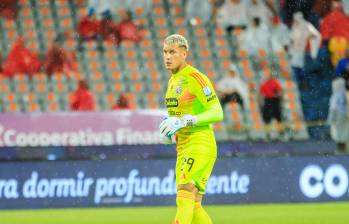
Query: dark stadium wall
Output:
[[0, 155, 349, 209]]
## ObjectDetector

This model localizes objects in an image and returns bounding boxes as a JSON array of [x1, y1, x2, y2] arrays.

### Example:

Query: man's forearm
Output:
[[194, 102, 223, 126]]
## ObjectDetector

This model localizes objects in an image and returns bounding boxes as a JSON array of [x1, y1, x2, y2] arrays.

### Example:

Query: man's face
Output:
[[163, 43, 187, 71]]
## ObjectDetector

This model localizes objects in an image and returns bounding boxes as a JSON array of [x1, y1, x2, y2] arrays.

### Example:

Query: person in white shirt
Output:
[[186, 0, 213, 25], [246, 0, 273, 27], [217, 0, 248, 32], [290, 12, 321, 88], [290, 11, 321, 69], [243, 17, 271, 56], [216, 64, 249, 110], [327, 77, 348, 153], [270, 16, 291, 53]]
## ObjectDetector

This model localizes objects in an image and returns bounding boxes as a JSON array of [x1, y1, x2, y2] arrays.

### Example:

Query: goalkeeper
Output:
[[159, 34, 223, 224]]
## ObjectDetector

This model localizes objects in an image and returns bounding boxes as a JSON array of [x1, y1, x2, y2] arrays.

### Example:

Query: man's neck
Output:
[[171, 63, 187, 74]]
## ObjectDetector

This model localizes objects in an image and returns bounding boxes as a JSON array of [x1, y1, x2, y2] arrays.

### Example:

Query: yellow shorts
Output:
[[175, 152, 216, 194]]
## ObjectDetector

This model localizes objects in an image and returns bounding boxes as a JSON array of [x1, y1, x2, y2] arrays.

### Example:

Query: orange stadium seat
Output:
[[111, 82, 124, 92], [146, 92, 159, 109], [154, 16, 166, 27], [111, 71, 121, 81], [28, 102, 39, 112], [158, 27, 170, 39], [8, 103, 18, 112], [140, 38, 152, 48], [21, 7, 31, 17], [154, 6, 165, 18], [174, 17, 185, 27], [93, 71, 105, 80], [35, 82, 48, 94], [0, 83, 10, 94]]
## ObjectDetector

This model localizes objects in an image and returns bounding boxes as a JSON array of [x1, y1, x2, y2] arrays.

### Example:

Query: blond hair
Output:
[[164, 34, 189, 51]]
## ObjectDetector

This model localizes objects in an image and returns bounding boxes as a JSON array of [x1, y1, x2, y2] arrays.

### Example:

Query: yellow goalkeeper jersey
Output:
[[164, 65, 220, 157]]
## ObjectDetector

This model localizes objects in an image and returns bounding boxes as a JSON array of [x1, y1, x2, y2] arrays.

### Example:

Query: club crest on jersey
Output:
[[203, 86, 212, 96], [176, 86, 182, 94]]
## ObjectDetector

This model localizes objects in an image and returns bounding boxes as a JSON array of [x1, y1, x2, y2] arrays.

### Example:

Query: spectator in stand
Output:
[[270, 16, 291, 53], [310, 0, 333, 18], [115, 10, 141, 45], [259, 71, 284, 137], [243, 17, 270, 56], [70, 80, 96, 111], [2, 37, 41, 78], [336, 48, 349, 89], [327, 77, 348, 153], [211, 0, 225, 23], [307, 0, 332, 30], [290, 12, 321, 89], [0, 0, 18, 20], [185, 0, 213, 25], [264, 0, 278, 16], [320, 0, 349, 44], [216, 64, 248, 110], [329, 36, 348, 67], [77, 13, 100, 41], [42, 35, 77, 76], [217, 0, 248, 32], [246, 0, 273, 27], [78, 0, 116, 42], [99, 13, 117, 41], [280, 0, 315, 26], [320, 0, 349, 67], [87, 0, 114, 19], [112, 94, 131, 110]]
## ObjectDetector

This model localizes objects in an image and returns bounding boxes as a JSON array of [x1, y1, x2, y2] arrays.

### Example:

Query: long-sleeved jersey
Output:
[[164, 65, 223, 157]]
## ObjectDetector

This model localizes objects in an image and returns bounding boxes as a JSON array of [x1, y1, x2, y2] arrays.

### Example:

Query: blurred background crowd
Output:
[[0, 0, 348, 151]]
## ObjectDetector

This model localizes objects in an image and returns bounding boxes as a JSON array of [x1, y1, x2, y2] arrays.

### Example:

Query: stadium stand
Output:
[[0, 0, 309, 141]]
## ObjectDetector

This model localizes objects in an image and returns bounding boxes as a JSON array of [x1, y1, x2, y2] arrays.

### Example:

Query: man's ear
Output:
[[183, 50, 187, 58]]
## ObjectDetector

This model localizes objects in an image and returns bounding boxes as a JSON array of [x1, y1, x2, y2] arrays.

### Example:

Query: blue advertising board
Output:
[[0, 156, 349, 209]]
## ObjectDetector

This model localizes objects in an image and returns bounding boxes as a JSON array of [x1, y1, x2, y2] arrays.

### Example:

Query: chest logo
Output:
[[166, 98, 178, 108], [175, 86, 182, 94], [203, 86, 212, 96]]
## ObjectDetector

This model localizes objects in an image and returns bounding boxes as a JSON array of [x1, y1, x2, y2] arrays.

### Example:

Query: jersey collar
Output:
[[172, 64, 191, 77]]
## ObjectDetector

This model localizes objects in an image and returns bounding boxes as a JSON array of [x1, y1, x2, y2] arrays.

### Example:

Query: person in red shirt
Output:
[[320, 0, 349, 44], [70, 80, 95, 111], [99, 16, 118, 41], [42, 36, 77, 76], [0, 0, 18, 20], [259, 71, 284, 137], [115, 10, 141, 45], [112, 94, 131, 110], [77, 15, 100, 41], [2, 37, 41, 78]]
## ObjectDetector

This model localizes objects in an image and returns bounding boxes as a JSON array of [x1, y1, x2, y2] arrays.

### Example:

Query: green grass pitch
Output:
[[1, 202, 349, 224]]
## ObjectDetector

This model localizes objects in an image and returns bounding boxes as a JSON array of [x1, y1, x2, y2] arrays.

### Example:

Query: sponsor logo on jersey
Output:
[[169, 111, 182, 116], [175, 86, 182, 94], [166, 98, 178, 108], [203, 86, 212, 96], [207, 95, 217, 102]]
